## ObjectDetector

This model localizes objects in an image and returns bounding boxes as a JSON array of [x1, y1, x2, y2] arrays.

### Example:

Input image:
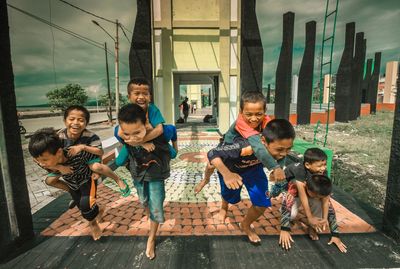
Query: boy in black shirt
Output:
[[115, 104, 171, 260]]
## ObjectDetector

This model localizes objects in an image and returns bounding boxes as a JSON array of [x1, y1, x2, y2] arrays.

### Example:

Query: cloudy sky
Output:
[[7, 0, 399, 106]]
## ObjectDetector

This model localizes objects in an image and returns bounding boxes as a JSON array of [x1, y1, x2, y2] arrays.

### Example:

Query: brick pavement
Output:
[[40, 126, 375, 237]]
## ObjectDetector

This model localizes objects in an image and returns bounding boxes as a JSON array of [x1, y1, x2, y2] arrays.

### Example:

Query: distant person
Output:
[[190, 103, 194, 114], [45, 105, 131, 210], [114, 78, 178, 158], [180, 97, 189, 122], [115, 104, 171, 259], [29, 128, 105, 240], [279, 174, 347, 253], [193, 103, 197, 113]]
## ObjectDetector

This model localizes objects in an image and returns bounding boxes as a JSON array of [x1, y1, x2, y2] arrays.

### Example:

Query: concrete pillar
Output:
[[129, 0, 152, 81], [0, 1, 34, 260], [275, 12, 295, 120], [291, 75, 298, 104], [383, 61, 398, 104], [362, 58, 373, 103], [356, 38, 367, 117], [297, 20, 316, 125], [349, 32, 365, 120], [383, 63, 400, 242], [369, 52, 382, 114], [323, 74, 331, 104], [335, 22, 355, 122], [240, 0, 263, 92], [267, 84, 271, 103]]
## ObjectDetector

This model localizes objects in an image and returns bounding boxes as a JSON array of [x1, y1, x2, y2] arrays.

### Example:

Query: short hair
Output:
[[63, 105, 90, 123], [304, 148, 327, 164], [28, 128, 62, 158], [306, 174, 332, 196], [261, 119, 295, 143], [127, 77, 152, 95], [118, 103, 146, 125], [239, 91, 267, 111]]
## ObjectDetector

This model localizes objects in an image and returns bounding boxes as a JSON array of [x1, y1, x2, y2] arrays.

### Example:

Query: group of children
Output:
[[29, 78, 347, 260]]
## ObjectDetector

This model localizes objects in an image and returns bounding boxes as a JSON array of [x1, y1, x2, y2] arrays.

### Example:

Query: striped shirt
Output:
[[57, 128, 102, 150], [49, 150, 96, 191]]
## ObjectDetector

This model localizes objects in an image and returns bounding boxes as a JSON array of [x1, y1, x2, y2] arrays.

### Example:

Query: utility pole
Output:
[[92, 19, 120, 113], [104, 42, 113, 125], [115, 19, 120, 112]]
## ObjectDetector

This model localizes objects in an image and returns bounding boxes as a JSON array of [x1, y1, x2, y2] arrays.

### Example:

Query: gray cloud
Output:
[[7, 0, 399, 105]]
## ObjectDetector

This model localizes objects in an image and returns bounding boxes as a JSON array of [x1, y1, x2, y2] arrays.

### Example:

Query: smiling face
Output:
[[119, 120, 147, 143], [305, 160, 327, 175], [64, 109, 87, 138], [128, 84, 151, 111], [262, 138, 293, 161], [241, 101, 266, 129]]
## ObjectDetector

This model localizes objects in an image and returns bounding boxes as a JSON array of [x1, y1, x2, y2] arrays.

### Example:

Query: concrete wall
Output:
[[152, 0, 241, 132]]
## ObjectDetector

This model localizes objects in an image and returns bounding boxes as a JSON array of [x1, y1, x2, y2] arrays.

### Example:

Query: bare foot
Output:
[[146, 237, 156, 260], [89, 219, 103, 241], [308, 227, 319, 241], [194, 179, 208, 194], [240, 222, 261, 243]]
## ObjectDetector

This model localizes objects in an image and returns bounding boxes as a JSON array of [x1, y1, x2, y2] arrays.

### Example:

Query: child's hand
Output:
[[279, 230, 294, 250], [91, 173, 100, 181], [222, 171, 242, 190], [124, 137, 142, 146], [68, 145, 85, 157], [318, 219, 329, 231], [308, 216, 323, 230], [328, 236, 347, 253], [273, 167, 286, 182], [142, 142, 155, 152]]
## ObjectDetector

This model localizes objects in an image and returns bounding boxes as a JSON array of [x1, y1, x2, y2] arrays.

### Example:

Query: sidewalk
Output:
[[5, 119, 400, 268]]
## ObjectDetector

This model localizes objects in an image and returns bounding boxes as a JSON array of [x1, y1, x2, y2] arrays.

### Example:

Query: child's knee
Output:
[[90, 162, 103, 173], [79, 196, 99, 221], [45, 176, 59, 186]]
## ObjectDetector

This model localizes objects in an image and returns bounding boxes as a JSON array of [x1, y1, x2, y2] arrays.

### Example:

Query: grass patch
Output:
[[295, 111, 393, 211]]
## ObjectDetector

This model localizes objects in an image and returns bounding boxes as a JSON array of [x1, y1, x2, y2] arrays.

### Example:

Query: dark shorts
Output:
[[218, 164, 271, 207]]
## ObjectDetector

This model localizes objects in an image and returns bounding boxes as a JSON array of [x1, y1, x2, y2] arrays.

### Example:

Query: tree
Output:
[[46, 84, 88, 111], [98, 91, 129, 107]]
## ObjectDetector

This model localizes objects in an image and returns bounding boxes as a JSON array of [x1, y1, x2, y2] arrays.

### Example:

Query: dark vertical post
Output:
[[0, 0, 33, 260], [356, 38, 367, 117], [104, 42, 113, 124], [362, 58, 373, 103], [274, 12, 295, 120], [383, 63, 400, 242], [267, 84, 271, 103], [240, 0, 263, 92], [335, 22, 355, 122], [129, 0, 152, 81], [368, 52, 381, 114], [297, 21, 316, 125], [349, 32, 365, 120]]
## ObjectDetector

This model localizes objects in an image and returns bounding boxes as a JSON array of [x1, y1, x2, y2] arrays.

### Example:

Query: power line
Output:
[[58, 0, 132, 37], [120, 25, 131, 44], [57, 0, 115, 24], [121, 24, 132, 34], [48, 0, 58, 88], [7, 4, 114, 56]]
